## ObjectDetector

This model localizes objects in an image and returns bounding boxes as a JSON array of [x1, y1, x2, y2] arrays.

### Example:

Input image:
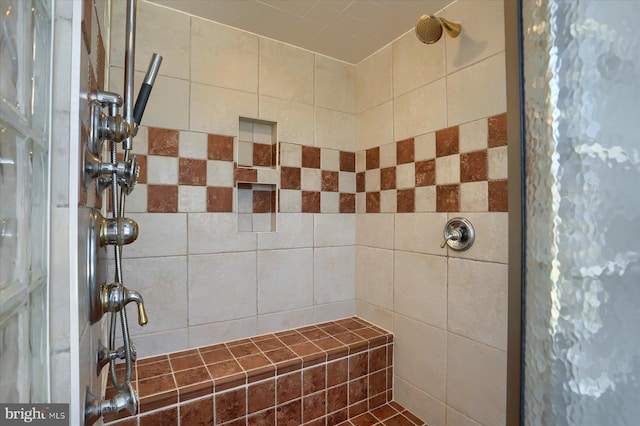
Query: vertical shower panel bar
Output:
[[123, 0, 135, 152]]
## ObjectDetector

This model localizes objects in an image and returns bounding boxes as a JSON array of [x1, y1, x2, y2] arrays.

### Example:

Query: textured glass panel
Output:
[[523, 1, 640, 425]]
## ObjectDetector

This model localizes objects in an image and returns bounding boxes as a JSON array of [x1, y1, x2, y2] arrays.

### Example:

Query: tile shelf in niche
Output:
[[237, 117, 277, 169], [237, 182, 277, 233]]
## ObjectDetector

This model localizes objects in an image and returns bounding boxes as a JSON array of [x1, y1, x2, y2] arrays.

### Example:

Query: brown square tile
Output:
[[369, 347, 387, 373], [253, 189, 274, 213], [235, 166, 258, 183], [356, 172, 365, 193], [302, 146, 321, 168], [327, 408, 348, 425], [396, 138, 415, 164], [248, 379, 276, 414], [290, 342, 325, 367], [200, 346, 233, 364], [366, 192, 380, 213], [460, 150, 488, 182], [299, 327, 329, 341], [147, 185, 178, 213], [489, 179, 508, 211], [340, 193, 356, 213], [319, 322, 348, 335], [139, 407, 178, 426], [248, 408, 275, 426], [302, 191, 321, 213], [236, 353, 273, 373], [372, 393, 388, 410], [138, 354, 169, 365], [322, 170, 339, 192], [436, 184, 459, 212], [149, 127, 179, 157], [277, 371, 302, 404], [206, 186, 233, 212], [208, 134, 234, 161], [206, 359, 243, 379], [371, 404, 397, 421], [488, 113, 508, 147], [303, 392, 326, 422], [348, 401, 369, 420], [253, 143, 273, 167], [105, 417, 138, 426], [403, 410, 424, 425], [436, 126, 459, 157], [227, 341, 260, 358], [264, 347, 299, 364], [137, 373, 176, 398], [281, 166, 301, 190], [349, 353, 368, 380], [180, 397, 213, 426], [368, 370, 386, 397], [415, 159, 435, 187], [136, 359, 171, 381], [216, 387, 246, 423], [327, 383, 348, 413], [327, 358, 348, 387], [277, 399, 301, 426], [303, 365, 326, 395], [380, 167, 396, 190], [276, 332, 308, 346], [397, 188, 415, 213], [139, 389, 178, 415], [170, 353, 204, 372], [348, 377, 368, 405], [340, 151, 356, 172], [366, 147, 380, 170], [174, 367, 213, 401]]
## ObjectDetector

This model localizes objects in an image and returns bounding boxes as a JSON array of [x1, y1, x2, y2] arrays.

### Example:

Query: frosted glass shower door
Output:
[[0, 0, 52, 402], [522, 1, 640, 425]]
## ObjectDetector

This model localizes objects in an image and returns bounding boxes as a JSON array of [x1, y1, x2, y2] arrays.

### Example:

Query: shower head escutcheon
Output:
[[415, 14, 461, 44]]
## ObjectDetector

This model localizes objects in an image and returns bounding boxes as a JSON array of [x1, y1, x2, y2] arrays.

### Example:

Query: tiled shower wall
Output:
[[108, 1, 508, 426], [108, 0, 358, 357], [354, 2, 508, 426]]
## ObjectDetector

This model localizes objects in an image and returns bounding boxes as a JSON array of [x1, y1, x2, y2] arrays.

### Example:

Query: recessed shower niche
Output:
[[238, 117, 277, 168], [237, 183, 277, 232], [236, 117, 279, 232]]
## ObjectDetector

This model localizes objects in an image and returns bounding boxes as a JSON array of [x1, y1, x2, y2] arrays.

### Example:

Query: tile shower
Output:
[[73, 0, 510, 425]]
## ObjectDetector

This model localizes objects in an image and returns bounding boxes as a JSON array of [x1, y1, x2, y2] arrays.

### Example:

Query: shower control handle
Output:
[[84, 383, 137, 425], [99, 217, 139, 246], [101, 283, 149, 326], [441, 217, 475, 251], [441, 229, 463, 248]]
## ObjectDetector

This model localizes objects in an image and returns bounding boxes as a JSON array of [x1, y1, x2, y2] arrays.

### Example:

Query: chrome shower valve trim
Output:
[[101, 282, 149, 326], [88, 90, 133, 155], [83, 149, 140, 195], [84, 383, 137, 426]]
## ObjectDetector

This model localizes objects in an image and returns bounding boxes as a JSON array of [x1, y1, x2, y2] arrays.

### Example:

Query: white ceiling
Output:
[[147, 0, 454, 64]]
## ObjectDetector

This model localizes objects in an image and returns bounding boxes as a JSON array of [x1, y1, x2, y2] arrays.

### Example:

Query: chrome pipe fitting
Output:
[[84, 383, 137, 426], [84, 150, 139, 195], [96, 340, 137, 377]]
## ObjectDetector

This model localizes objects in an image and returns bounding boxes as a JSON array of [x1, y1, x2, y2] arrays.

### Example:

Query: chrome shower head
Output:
[[415, 14, 461, 44]]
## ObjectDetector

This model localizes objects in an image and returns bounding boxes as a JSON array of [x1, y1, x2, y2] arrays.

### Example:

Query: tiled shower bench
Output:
[[103, 317, 426, 426]]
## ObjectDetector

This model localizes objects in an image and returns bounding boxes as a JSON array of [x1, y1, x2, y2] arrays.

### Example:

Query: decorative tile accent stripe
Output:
[[356, 112, 508, 213]]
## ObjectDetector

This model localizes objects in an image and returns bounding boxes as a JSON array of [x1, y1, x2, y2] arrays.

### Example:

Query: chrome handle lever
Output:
[[101, 283, 148, 326]]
